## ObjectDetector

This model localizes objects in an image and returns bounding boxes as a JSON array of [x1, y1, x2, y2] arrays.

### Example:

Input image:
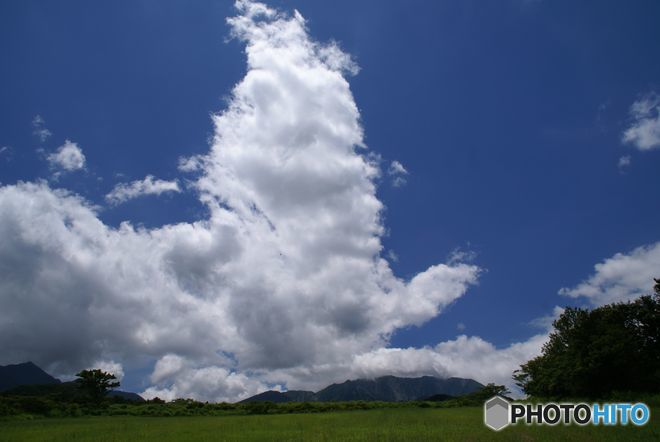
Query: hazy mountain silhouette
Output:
[[2, 362, 481, 404], [242, 376, 483, 403], [107, 390, 145, 401], [0, 362, 143, 401], [0, 362, 60, 392], [241, 390, 317, 403]]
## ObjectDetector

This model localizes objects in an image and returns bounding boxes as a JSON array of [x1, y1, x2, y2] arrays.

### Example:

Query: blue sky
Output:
[[1, 0, 659, 399]]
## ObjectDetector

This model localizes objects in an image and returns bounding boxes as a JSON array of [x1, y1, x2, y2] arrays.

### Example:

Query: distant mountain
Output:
[[240, 390, 316, 403], [315, 376, 483, 402], [4, 381, 144, 402], [241, 376, 483, 403], [0, 362, 143, 401], [107, 390, 145, 402], [0, 362, 60, 392]]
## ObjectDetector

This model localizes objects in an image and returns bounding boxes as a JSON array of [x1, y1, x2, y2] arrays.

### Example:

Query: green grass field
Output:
[[1, 407, 657, 441]]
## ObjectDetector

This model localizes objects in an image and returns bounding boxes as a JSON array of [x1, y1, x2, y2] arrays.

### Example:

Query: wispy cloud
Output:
[[528, 306, 564, 330], [448, 247, 478, 265], [617, 155, 631, 172], [622, 92, 660, 150], [388, 160, 408, 187], [387, 250, 399, 263], [106, 175, 180, 205], [178, 155, 204, 172], [32, 115, 52, 142]]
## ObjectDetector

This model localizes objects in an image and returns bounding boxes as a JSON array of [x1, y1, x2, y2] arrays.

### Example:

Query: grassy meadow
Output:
[[1, 406, 657, 442]]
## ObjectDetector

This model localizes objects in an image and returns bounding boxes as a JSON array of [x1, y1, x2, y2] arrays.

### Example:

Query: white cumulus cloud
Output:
[[142, 355, 278, 402], [106, 175, 180, 205], [0, 1, 491, 401], [260, 333, 549, 395], [622, 93, 660, 150], [559, 242, 660, 306], [91, 360, 125, 382], [47, 140, 86, 172]]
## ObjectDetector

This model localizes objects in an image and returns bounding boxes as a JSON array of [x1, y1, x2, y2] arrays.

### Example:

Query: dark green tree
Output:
[[75, 369, 120, 402], [513, 280, 660, 398], [478, 383, 511, 399]]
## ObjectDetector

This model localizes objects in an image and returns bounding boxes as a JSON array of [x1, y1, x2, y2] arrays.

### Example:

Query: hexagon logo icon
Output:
[[484, 395, 510, 431]]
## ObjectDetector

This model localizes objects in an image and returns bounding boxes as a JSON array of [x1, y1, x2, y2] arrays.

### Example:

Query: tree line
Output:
[[514, 278, 660, 399]]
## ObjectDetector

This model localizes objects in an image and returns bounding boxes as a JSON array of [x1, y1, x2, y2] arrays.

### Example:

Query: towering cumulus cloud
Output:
[[0, 1, 482, 401]]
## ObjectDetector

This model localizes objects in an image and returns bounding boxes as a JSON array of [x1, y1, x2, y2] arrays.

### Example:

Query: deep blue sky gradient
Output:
[[1, 0, 660, 389]]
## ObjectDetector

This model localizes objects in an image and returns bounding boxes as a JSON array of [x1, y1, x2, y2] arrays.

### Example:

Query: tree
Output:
[[75, 369, 120, 402], [513, 280, 660, 398], [477, 383, 511, 400]]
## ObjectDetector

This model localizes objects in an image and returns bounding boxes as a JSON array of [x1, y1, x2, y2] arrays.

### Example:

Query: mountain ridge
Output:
[[0, 361, 60, 392], [0, 362, 143, 401], [241, 375, 483, 403]]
